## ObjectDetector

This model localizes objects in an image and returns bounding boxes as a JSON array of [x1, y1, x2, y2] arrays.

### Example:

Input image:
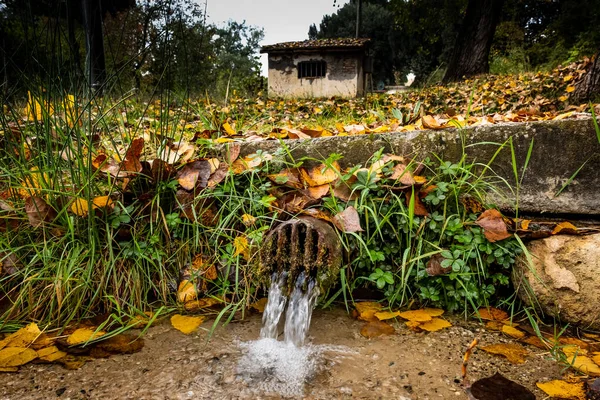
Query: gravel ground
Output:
[[0, 308, 564, 400]]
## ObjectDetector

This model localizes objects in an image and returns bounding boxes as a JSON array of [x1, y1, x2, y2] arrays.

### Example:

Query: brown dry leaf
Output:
[[477, 307, 509, 321], [184, 297, 221, 312], [475, 209, 512, 242], [231, 154, 263, 174], [469, 372, 535, 400], [250, 298, 268, 313], [66, 328, 106, 345], [150, 159, 176, 182], [0, 347, 38, 367], [406, 191, 428, 216], [170, 314, 205, 335], [177, 280, 197, 303], [122, 137, 144, 174], [559, 337, 590, 350], [426, 254, 451, 276], [360, 320, 395, 338], [520, 335, 550, 350], [421, 115, 444, 130], [332, 206, 363, 233], [480, 343, 528, 364], [299, 162, 340, 187], [502, 325, 526, 339], [91, 333, 144, 357], [267, 168, 303, 189], [375, 311, 402, 321], [419, 318, 452, 332], [354, 302, 383, 322], [332, 180, 357, 202], [57, 354, 90, 370], [92, 154, 124, 178], [225, 143, 241, 164], [566, 354, 600, 376], [0, 323, 41, 351], [24, 196, 57, 227], [536, 380, 586, 400], [306, 184, 331, 200], [389, 163, 416, 185], [158, 141, 195, 164], [177, 160, 211, 190], [485, 320, 506, 331], [552, 221, 578, 235], [207, 163, 229, 189], [37, 346, 67, 362], [31, 333, 56, 350]]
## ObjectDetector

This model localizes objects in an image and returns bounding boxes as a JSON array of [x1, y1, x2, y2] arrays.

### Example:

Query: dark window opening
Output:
[[297, 60, 327, 79]]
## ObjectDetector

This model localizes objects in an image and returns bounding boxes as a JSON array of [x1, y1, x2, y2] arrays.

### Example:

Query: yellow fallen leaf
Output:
[[71, 198, 90, 216], [354, 302, 383, 321], [233, 236, 250, 260], [300, 162, 340, 187], [398, 308, 443, 322], [480, 343, 528, 364], [552, 221, 578, 235], [536, 380, 586, 400], [566, 354, 600, 376], [66, 327, 106, 345], [0, 367, 18, 373], [566, 85, 576, 93], [250, 298, 268, 313], [214, 137, 234, 143], [405, 320, 422, 331], [360, 320, 395, 338], [419, 318, 452, 332], [502, 325, 526, 339], [91, 196, 113, 209], [375, 311, 402, 321], [477, 307, 508, 321], [170, 314, 205, 335], [558, 95, 569, 102], [593, 352, 600, 365], [222, 122, 236, 136], [0, 323, 41, 351], [184, 297, 220, 312], [37, 346, 67, 362], [177, 280, 197, 303], [242, 214, 256, 226], [0, 347, 38, 367], [208, 158, 220, 174]]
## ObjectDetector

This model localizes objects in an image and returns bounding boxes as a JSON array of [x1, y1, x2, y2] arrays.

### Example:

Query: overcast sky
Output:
[[203, 0, 351, 75]]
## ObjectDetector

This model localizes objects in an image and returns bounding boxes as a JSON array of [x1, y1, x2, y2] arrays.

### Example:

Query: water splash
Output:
[[237, 270, 324, 396]]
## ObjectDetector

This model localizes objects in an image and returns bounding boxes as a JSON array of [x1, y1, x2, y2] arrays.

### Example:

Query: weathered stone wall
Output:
[[236, 117, 600, 215], [267, 51, 364, 98]]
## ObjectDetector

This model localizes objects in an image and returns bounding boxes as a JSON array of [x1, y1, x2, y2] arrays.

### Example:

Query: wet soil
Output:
[[0, 308, 564, 400]]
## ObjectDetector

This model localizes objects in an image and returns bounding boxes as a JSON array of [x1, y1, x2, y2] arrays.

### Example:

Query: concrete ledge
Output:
[[236, 118, 600, 215]]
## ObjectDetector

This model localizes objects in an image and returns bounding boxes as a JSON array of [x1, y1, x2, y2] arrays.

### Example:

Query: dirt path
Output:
[[0, 308, 563, 399]]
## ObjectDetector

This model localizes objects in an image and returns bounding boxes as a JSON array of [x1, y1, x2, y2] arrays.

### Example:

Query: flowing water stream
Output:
[[236, 271, 329, 397]]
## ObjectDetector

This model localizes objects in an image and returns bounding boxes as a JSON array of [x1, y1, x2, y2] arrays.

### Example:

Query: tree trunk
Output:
[[81, 0, 106, 93], [573, 51, 600, 103], [443, 0, 504, 83]]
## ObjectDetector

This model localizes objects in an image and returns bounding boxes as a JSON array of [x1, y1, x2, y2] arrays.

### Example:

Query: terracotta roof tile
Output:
[[260, 38, 370, 53]]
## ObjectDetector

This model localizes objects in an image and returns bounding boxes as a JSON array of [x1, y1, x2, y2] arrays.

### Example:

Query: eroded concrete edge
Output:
[[231, 118, 600, 215]]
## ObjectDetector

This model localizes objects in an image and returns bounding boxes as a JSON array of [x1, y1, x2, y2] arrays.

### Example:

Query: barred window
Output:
[[297, 60, 327, 79]]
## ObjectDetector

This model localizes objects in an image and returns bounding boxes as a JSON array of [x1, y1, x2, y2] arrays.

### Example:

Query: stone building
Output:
[[260, 38, 371, 98]]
